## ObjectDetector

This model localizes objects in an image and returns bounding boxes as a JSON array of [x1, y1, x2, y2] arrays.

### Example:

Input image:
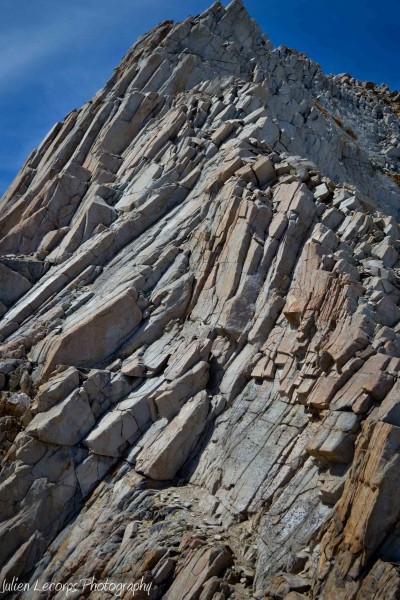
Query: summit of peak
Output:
[[198, 0, 248, 17], [225, 0, 246, 10]]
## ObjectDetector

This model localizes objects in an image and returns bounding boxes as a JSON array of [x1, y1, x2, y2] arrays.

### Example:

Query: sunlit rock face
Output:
[[1, 1, 400, 597]]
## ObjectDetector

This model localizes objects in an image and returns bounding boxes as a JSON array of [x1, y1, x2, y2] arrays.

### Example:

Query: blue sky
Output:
[[1, 0, 399, 196]]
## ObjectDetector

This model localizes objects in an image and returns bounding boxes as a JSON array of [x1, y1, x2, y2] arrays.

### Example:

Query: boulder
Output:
[[135, 391, 210, 480], [26, 388, 95, 446], [41, 287, 142, 377]]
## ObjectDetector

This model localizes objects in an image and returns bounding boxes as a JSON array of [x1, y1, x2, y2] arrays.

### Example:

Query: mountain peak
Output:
[[0, 3, 400, 599], [226, 0, 246, 11]]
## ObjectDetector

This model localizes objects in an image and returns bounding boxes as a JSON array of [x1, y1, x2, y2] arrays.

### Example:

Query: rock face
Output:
[[1, 1, 400, 598]]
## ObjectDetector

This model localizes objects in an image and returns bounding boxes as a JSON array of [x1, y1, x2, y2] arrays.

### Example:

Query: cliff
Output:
[[1, 1, 400, 598]]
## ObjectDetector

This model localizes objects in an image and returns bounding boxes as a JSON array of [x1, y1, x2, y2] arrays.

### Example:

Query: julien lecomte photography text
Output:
[[1, 576, 153, 597]]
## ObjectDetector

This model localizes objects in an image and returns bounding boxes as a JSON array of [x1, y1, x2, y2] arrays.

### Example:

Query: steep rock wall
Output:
[[0, 1, 400, 598]]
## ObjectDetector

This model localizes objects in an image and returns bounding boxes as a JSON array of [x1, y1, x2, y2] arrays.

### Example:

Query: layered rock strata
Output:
[[1, 1, 400, 598]]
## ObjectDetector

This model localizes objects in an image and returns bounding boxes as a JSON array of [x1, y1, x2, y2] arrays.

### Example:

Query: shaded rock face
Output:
[[1, 0, 400, 598]]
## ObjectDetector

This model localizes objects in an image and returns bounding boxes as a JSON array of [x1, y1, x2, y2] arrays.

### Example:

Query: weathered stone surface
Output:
[[135, 391, 209, 480], [26, 388, 95, 446], [0, 1, 399, 598], [32, 366, 80, 414], [0, 263, 31, 307], [315, 420, 400, 599], [164, 545, 233, 600], [83, 385, 152, 457], [307, 411, 360, 464], [41, 287, 142, 377], [252, 156, 276, 186], [120, 353, 144, 377]]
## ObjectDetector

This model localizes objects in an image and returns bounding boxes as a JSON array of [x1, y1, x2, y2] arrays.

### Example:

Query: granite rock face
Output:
[[1, 1, 400, 598]]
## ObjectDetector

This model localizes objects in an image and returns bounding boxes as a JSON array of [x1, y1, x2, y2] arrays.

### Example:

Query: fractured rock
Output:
[[135, 391, 210, 480], [0, 1, 399, 598], [26, 388, 95, 446]]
